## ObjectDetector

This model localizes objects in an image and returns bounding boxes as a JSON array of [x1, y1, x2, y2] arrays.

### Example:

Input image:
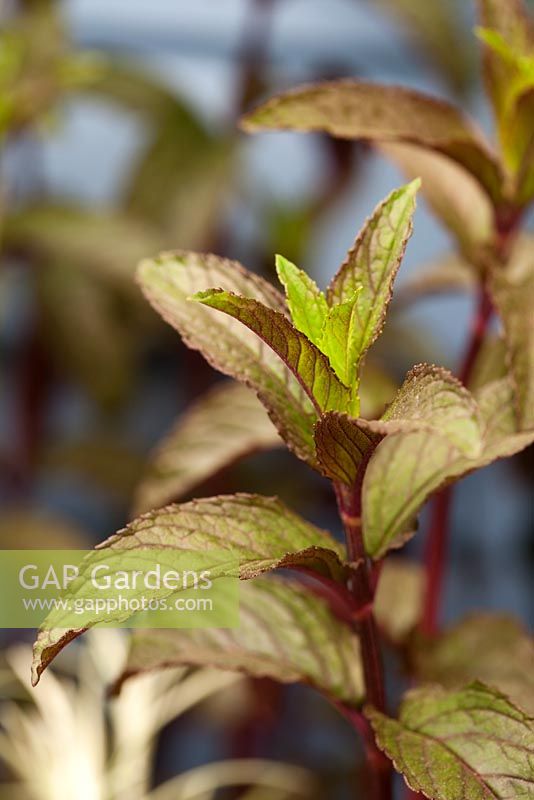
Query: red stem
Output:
[[335, 703, 392, 800], [334, 479, 391, 800]]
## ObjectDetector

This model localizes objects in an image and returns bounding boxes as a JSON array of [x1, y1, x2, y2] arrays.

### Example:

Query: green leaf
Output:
[[313, 412, 381, 486], [136, 252, 318, 465], [318, 289, 363, 390], [326, 182, 418, 361], [477, 0, 534, 170], [374, 558, 425, 644], [378, 364, 483, 457], [31, 494, 347, 685], [274, 184, 418, 396], [133, 381, 282, 514], [241, 82, 503, 203], [362, 377, 534, 558], [476, 3, 534, 196], [490, 264, 534, 429], [379, 144, 493, 258], [275, 254, 328, 345], [367, 682, 534, 800], [195, 290, 353, 414], [468, 334, 508, 391], [411, 613, 534, 715], [118, 577, 364, 706]]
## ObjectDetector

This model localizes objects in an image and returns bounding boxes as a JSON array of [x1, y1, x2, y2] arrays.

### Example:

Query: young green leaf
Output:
[[117, 577, 364, 706], [477, 0, 534, 189], [318, 289, 363, 391], [241, 82, 503, 203], [136, 252, 318, 465], [362, 377, 534, 558], [133, 381, 283, 515], [477, 0, 533, 119], [325, 182, 418, 369], [31, 494, 347, 685], [367, 682, 534, 800], [275, 253, 328, 345], [411, 613, 534, 714], [195, 290, 352, 414]]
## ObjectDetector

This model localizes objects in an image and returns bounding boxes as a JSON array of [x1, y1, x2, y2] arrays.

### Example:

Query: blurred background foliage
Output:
[[0, 1, 532, 798]]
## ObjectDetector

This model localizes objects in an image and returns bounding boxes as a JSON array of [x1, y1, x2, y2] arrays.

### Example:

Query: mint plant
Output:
[[29, 1, 534, 798]]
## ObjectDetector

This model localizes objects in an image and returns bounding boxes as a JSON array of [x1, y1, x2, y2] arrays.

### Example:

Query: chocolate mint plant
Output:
[[30, 1, 534, 798]]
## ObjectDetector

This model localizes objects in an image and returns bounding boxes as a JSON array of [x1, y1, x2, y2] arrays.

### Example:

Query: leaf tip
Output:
[[407, 177, 422, 195]]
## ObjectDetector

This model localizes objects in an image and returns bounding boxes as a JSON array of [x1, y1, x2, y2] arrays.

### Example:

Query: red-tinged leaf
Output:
[[362, 377, 534, 558], [242, 81, 503, 203], [137, 252, 318, 465], [31, 494, 347, 685], [117, 577, 364, 706], [367, 682, 534, 800], [313, 412, 382, 486], [195, 290, 354, 415]]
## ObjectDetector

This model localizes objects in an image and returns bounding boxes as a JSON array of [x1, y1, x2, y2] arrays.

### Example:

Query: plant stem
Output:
[[334, 480, 391, 799]]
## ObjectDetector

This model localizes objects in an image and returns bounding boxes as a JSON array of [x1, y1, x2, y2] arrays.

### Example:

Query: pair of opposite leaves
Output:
[[32, 180, 534, 685]]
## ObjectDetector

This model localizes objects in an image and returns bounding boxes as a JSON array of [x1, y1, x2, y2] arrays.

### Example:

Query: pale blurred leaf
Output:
[[120, 577, 364, 706], [380, 142, 493, 257], [374, 559, 425, 644], [146, 758, 316, 800], [411, 613, 534, 714], [490, 264, 534, 428], [133, 381, 282, 515], [5, 206, 164, 288], [0, 510, 87, 549], [37, 262, 136, 408]]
